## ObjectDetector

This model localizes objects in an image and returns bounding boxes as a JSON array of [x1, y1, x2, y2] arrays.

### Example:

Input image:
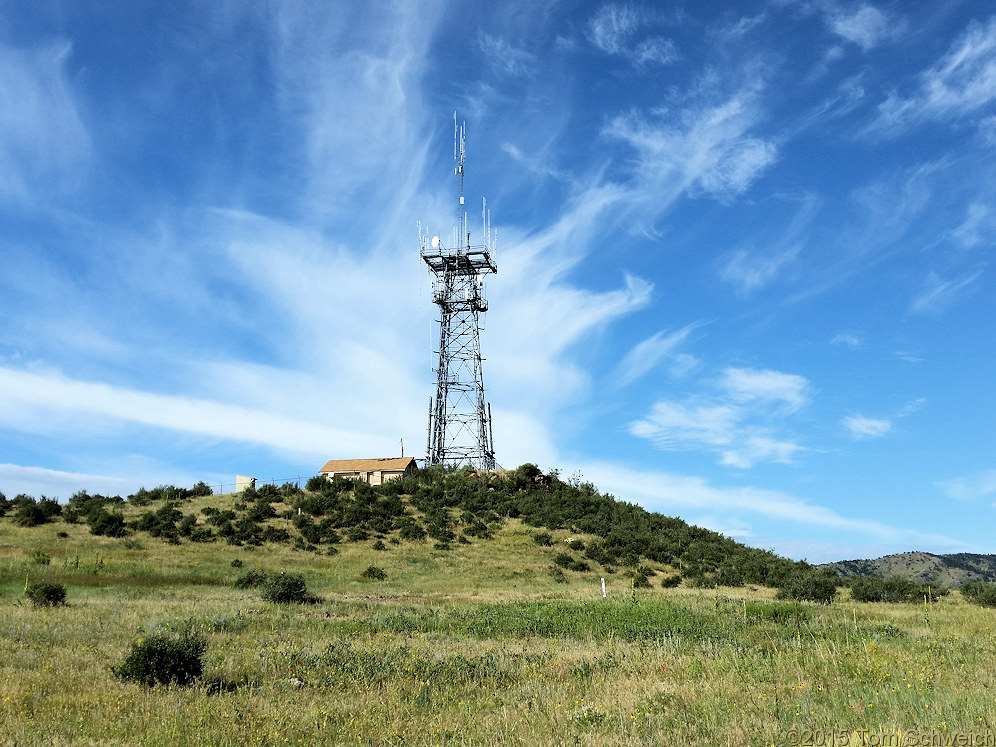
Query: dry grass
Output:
[[2, 507, 996, 745]]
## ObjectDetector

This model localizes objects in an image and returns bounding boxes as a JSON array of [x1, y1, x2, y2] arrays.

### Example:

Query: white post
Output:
[[601, 577, 606, 601]]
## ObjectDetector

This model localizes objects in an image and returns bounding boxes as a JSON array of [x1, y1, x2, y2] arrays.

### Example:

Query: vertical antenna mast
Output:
[[419, 114, 498, 470]]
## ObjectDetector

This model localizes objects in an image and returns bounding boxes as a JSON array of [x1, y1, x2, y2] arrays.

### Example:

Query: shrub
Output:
[[549, 566, 567, 583], [13, 498, 49, 527], [262, 572, 313, 603], [113, 630, 207, 687], [346, 525, 369, 542], [658, 574, 682, 588], [305, 475, 328, 492], [533, 531, 554, 546], [230, 558, 243, 568], [361, 566, 387, 581], [30, 548, 52, 565], [849, 576, 949, 603], [632, 572, 652, 589], [88, 508, 128, 537], [961, 581, 996, 608], [26, 581, 67, 607], [776, 571, 838, 604], [372, 539, 387, 551], [553, 553, 590, 572], [396, 517, 427, 541], [234, 570, 268, 589]]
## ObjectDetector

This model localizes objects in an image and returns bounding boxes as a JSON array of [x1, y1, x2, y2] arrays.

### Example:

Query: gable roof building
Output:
[[318, 457, 416, 486]]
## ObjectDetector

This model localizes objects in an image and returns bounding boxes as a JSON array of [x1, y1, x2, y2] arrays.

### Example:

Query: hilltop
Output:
[[821, 551, 996, 589], [1, 463, 812, 592]]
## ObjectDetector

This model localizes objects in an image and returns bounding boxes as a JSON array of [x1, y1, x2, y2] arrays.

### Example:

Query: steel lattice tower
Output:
[[419, 116, 497, 470]]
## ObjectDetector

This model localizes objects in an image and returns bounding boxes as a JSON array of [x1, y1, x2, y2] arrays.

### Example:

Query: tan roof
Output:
[[319, 457, 416, 474]]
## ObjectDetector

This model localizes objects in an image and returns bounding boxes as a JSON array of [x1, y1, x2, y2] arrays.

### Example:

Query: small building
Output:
[[235, 474, 257, 493], [318, 457, 417, 486]]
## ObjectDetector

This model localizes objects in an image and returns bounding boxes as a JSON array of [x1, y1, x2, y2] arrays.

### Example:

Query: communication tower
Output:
[[419, 115, 498, 470]]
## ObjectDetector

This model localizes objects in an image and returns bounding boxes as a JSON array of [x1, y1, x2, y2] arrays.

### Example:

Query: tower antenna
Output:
[[419, 114, 498, 470]]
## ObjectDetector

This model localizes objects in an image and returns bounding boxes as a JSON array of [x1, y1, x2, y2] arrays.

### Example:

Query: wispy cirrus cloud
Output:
[[718, 367, 811, 412], [719, 244, 800, 295], [868, 16, 996, 135], [0, 40, 90, 205], [830, 331, 863, 349], [585, 4, 678, 66], [841, 397, 925, 440], [629, 366, 811, 468], [828, 5, 904, 51], [910, 269, 983, 314], [478, 34, 536, 77], [614, 323, 702, 386], [581, 460, 967, 558], [936, 469, 996, 503], [842, 414, 891, 439], [718, 192, 820, 295], [603, 80, 778, 210], [949, 202, 996, 248]]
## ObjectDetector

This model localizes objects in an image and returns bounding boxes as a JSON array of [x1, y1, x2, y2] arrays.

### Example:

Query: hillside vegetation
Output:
[[0, 464, 817, 593], [822, 551, 996, 589], [2, 466, 996, 745]]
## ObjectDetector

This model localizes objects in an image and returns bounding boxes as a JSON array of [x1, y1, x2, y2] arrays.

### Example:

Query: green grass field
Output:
[[2, 494, 996, 746]]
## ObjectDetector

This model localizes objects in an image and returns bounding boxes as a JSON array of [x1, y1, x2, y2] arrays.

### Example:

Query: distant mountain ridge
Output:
[[821, 552, 996, 589]]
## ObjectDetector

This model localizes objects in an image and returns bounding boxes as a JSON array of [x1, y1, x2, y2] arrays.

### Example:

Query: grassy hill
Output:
[[2, 465, 996, 744], [821, 551, 996, 589], [0, 463, 813, 592]]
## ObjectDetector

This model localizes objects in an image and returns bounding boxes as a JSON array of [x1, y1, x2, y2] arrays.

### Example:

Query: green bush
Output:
[[234, 569, 268, 589], [396, 516, 426, 541], [13, 497, 50, 527], [533, 531, 554, 546], [961, 581, 996, 608], [776, 571, 838, 604], [88, 508, 128, 537], [632, 572, 652, 589], [553, 553, 590, 572], [658, 574, 682, 588], [261, 572, 314, 603], [26, 582, 67, 607], [361, 566, 387, 581], [849, 575, 948, 603], [113, 630, 206, 687], [549, 566, 567, 584], [30, 548, 51, 565]]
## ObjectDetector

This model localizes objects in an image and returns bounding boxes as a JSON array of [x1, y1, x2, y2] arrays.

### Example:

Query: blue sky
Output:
[[1, 1, 994, 564]]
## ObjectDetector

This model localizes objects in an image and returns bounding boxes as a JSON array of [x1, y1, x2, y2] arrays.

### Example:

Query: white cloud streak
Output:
[[910, 269, 983, 314], [586, 4, 677, 66], [718, 367, 811, 413], [828, 6, 903, 51], [603, 81, 778, 214], [629, 366, 811, 468], [868, 17, 996, 134], [0, 366, 388, 460], [0, 40, 90, 204], [614, 323, 702, 386], [842, 414, 892, 439], [936, 469, 996, 502]]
